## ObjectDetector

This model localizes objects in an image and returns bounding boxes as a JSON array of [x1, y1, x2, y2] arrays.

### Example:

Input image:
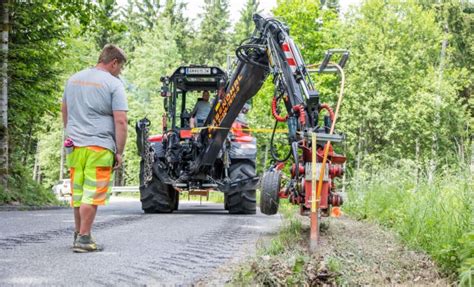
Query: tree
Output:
[[0, 0, 109, 202], [194, 0, 231, 66], [94, 0, 126, 49], [0, 0, 8, 192], [232, 0, 260, 46], [162, 0, 194, 63], [417, 0, 473, 164], [124, 17, 182, 185], [339, 0, 469, 169]]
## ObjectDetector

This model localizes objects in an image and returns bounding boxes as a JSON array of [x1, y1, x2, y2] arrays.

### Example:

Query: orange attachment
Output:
[[331, 207, 342, 217]]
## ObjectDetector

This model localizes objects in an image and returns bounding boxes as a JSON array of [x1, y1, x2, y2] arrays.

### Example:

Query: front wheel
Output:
[[260, 170, 281, 215]]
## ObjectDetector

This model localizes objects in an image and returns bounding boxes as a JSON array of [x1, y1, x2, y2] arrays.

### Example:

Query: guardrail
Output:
[[111, 186, 139, 193]]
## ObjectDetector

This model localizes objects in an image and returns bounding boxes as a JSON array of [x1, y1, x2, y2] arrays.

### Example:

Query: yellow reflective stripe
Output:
[[191, 126, 289, 134], [84, 179, 110, 189]]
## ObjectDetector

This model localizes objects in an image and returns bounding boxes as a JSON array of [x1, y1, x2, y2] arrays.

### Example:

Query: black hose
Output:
[[270, 119, 292, 162]]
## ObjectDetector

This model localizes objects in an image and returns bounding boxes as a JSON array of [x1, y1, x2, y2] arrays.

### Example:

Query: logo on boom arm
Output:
[[212, 74, 243, 127]]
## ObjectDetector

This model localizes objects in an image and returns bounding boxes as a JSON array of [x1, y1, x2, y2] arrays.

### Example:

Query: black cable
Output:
[[270, 119, 292, 162]]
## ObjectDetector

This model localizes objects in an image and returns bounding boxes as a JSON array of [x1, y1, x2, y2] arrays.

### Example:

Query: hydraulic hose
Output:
[[319, 103, 335, 122], [270, 120, 292, 162], [292, 104, 306, 126], [271, 96, 289, 122]]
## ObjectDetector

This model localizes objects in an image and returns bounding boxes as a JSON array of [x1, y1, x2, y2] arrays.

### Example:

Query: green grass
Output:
[[232, 202, 316, 286], [345, 164, 473, 284], [0, 165, 58, 206]]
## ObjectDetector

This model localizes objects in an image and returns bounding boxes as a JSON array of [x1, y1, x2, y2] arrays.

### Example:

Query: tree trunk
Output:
[[0, 0, 8, 192], [32, 142, 39, 182]]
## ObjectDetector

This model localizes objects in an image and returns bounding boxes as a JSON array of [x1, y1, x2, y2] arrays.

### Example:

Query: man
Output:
[[190, 90, 211, 128], [62, 44, 128, 253]]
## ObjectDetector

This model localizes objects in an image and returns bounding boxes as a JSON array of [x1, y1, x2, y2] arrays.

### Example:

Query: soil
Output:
[[310, 215, 452, 286], [221, 214, 453, 286]]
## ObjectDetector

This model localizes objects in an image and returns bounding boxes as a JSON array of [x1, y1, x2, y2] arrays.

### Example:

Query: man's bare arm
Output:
[[113, 110, 128, 168], [61, 102, 68, 128]]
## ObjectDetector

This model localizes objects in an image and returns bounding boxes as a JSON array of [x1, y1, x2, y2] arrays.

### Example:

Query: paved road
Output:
[[0, 197, 281, 286]]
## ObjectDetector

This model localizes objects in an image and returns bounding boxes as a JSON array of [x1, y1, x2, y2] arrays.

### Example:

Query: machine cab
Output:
[[159, 65, 227, 139]]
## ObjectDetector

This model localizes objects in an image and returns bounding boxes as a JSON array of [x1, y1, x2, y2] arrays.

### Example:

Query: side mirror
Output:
[[160, 85, 170, 97]]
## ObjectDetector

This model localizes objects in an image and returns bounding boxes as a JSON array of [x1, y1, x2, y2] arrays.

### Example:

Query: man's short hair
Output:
[[98, 44, 127, 64]]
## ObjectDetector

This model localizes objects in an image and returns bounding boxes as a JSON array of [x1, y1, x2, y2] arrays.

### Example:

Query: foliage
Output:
[[345, 161, 473, 281], [339, 0, 470, 169], [0, 163, 57, 206], [4, 1, 105, 202], [93, 0, 127, 49], [162, 0, 195, 64], [194, 0, 231, 66], [418, 0, 473, 133], [232, 202, 312, 286], [232, 0, 260, 47], [123, 17, 182, 185]]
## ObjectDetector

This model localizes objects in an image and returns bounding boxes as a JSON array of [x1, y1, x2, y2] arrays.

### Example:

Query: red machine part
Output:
[[231, 121, 250, 137], [148, 134, 163, 142], [299, 141, 346, 211], [271, 97, 289, 122], [319, 103, 335, 121], [292, 105, 306, 126], [291, 163, 305, 177], [329, 193, 343, 207], [275, 162, 285, 170], [179, 129, 192, 139], [329, 165, 344, 178], [281, 41, 297, 73], [278, 188, 289, 199]]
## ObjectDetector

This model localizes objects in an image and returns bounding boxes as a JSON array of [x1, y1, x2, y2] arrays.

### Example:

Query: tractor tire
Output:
[[260, 170, 281, 215], [224, 194, 229, 210], [174, 192, 180, 211], [227, 160, 257, 214], [139, 161, 176, 213]]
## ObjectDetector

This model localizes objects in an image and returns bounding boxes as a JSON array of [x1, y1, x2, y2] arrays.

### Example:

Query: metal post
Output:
[[310, 132, 319, 251]]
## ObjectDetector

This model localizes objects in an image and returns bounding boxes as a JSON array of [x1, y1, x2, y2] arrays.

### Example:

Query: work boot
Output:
[[73, 231, 79, 246], [73, 234, 99, 253]]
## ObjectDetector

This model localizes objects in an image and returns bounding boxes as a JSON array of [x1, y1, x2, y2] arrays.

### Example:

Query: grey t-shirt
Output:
[[63, 68, 128, 153], [191, 99, 210, 126]]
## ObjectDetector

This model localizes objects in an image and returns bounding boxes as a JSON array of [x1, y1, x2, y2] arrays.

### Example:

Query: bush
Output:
[[0, 163, 57, 206], [345, 162, 473, 282]]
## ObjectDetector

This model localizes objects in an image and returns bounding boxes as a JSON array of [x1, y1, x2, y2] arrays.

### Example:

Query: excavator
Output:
[[136, 13, 348, 230]]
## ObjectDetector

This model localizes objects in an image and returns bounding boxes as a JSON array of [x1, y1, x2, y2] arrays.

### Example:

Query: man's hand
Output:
[[114, 153, 123, 170]]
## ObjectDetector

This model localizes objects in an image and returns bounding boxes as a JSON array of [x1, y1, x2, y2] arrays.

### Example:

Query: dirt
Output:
[[224, 214, 453, 286], [310, 215, 452, 286]]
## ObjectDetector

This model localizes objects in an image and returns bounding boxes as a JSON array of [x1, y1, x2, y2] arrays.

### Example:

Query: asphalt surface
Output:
[[0, 197, 282, 286]]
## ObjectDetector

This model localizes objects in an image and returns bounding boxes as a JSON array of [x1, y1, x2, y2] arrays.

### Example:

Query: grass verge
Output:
[[345, 163, 473, 285], [231, 202, 339, 285], [0, 165, 58, 206]]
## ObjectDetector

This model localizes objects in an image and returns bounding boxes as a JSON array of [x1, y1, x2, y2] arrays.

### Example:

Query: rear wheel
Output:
[[260, 170, 281, 215], [224, 194, 229, 210], [139, 161, 177, 213], [174, 192, 180, 210], [227, 160, 257, 214]]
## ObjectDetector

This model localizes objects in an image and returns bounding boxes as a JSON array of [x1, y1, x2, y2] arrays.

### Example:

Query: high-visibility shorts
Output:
[[66, 146, 115, 207]]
